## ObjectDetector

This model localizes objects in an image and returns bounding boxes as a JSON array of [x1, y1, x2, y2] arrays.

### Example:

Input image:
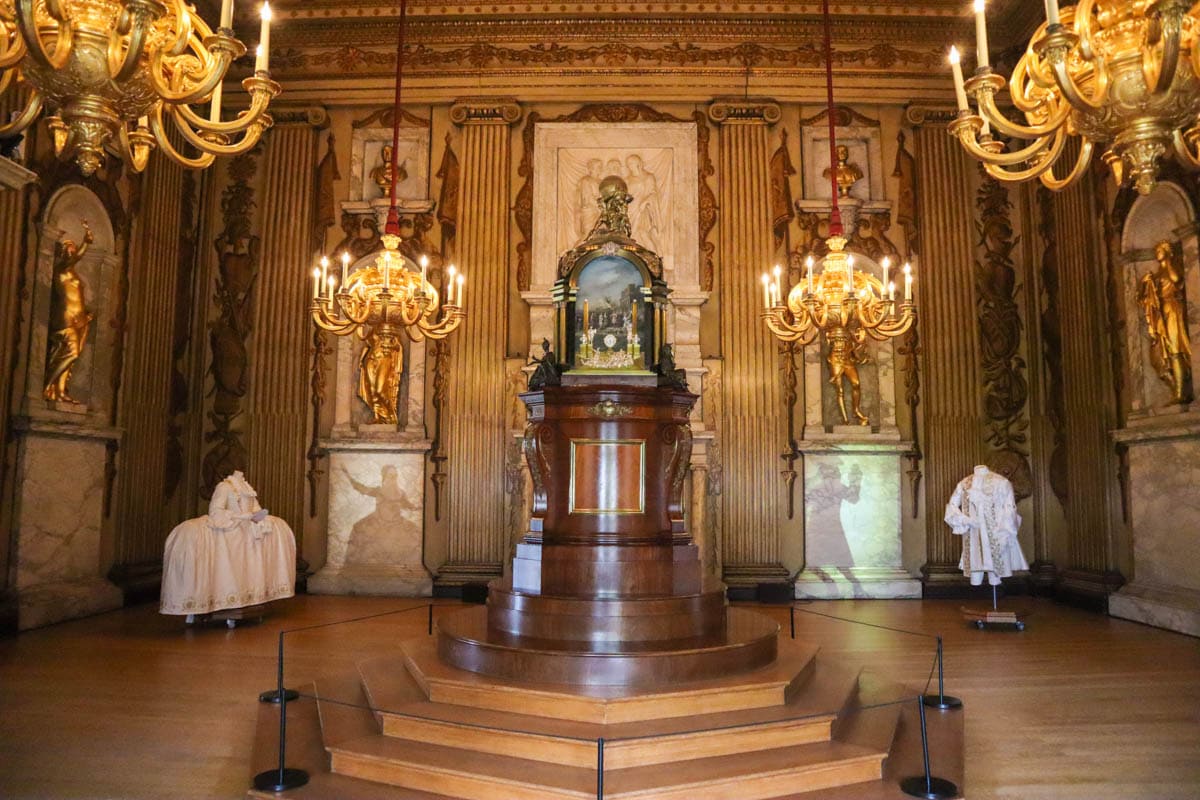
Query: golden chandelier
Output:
[[950, 0, 1200, 194], [309, 242, 465, 342], [0, 0, 279, 175]]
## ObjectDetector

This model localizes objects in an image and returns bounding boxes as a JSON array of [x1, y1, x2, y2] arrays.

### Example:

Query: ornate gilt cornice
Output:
[[449, 98, 523, 126], [708, 98, 782, 125], [904, 105, 959, 127]]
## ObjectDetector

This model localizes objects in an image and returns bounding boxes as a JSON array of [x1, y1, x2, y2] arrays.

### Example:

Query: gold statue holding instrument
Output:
[[43, 221, 95, 403], [1139, 240, 1193, 404]]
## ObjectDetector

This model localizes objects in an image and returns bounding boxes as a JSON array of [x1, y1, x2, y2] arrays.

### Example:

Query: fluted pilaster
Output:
[[244, 114, 324, 542], [1053, 163, 1121, 597], [910, 111, 984, 584], [112, 148, 187, 577], [709, 99, 789, 588], [438, 99, 521, 587]]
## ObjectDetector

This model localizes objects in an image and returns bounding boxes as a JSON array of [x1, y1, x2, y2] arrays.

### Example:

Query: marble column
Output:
[[708, 98, 790, 591], [436, 99, 521, 590], [111, 147, 189, 592], [1052, 165, 1123, 603], [907, 108, 985, 591], [243, 110, 326, 553]]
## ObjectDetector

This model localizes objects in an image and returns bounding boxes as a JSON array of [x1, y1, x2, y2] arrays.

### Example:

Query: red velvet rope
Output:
[[822, 0, 843, 237], [385, 0, 408, 235]]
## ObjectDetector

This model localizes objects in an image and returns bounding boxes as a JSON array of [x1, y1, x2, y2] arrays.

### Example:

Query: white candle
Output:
[[772, 264, 782, 303], [209, 80, 222, 123], [888, 281, 896, 302], [1045, 0, 1060, 25], [881, 257, 890, 294], [904, 263, 913, 301], [761, 274, 771, 308], [256, 3, 271, 72], [846, 255, 854, 289], [949, 47, 969, 112], [311, 267, 320, 298], [456, 274, 465, 306], [320, 255, 329, 290], [326, 275, 336, 301], [382, 252, 391, 290], [806, 256, 814, 294], [973, 0, 990, 69], [220, 0, 234, 29], [340, 251, 350, 285], [448, 265, 457, 304], [420, 255, 428, 288]]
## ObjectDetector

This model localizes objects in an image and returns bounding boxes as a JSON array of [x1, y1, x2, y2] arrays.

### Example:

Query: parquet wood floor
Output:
[[0, 596, 1197, 799]]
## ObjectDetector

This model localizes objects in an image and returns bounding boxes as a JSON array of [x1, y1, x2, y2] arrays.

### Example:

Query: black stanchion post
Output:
[[427, 603, 434, 635], [900, 696, 958, 799], [596, 737, 605, 800], [790, 606, 795, 640], [921, 636, 962, 710], [252, 633, 309, 792], [259, 631, 299, 704]]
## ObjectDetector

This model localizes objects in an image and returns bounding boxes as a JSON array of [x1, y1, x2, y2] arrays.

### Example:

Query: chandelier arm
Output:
[[108, 1, 161, 83], [955, 123, 1061, 167], [167, 104, 270, 157], [148, 107, 216, 169], [1046, 48, 1108, 113], [311, 312, 359, 335], [1039, 138, 1095, 190], [979, 130, 1067, 182], [0, 86, 40, 136], [974, 83, 1071, 139], [1171, 128, 1200, 169], [115, 121, 153, 172], [173, 76, 279, 135], [15, 0, 72, 71], [1, 20, 28, 69], [148, 36, 237, 106], [762, 313, 810, 343], [164, 0, 197, 57]]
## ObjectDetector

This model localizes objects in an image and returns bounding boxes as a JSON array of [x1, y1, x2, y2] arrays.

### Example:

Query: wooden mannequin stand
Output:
[[961, 584, 1031, 631]]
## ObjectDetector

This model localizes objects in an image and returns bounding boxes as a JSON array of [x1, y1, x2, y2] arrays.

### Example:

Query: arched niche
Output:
[[800, 252, 900, 434], [329, 249, 427, 436], [1119, 182, 1199, 414], [27, 184, 119, 418]]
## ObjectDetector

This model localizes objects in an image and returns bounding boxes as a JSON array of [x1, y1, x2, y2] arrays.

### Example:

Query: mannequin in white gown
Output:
[[160, 471, 296, 618], [944, 465, 1029, 586]]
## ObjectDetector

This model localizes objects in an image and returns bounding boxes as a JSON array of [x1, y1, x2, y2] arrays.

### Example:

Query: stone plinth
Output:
[[795, 434, 920, 600], [308, 438, 433, 597], [12, 419, 122, 629], [1109, 415, 1200, 637]]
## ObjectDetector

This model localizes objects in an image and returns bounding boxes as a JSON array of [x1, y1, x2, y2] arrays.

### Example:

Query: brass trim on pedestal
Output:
[[568, 438, 646, 515]]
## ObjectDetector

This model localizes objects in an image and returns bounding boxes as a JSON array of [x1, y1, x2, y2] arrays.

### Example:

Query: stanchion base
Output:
[[900, 775, 959, 799], [259, 688, 300, 704], [921, 693, 964, 710], [252, 767, 309, 792]]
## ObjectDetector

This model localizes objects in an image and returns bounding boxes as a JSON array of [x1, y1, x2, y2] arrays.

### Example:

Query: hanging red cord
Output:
[[385, 0, 409, 236], [822, 0, 843, 238]]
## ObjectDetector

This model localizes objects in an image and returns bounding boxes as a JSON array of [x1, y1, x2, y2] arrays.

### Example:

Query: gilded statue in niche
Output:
[[43, 221, 95, 403], [822, 144, 863, 198], [826, 318, 870, 426], [358, 326, 404, 425], [1139, 240, 1193, 404]]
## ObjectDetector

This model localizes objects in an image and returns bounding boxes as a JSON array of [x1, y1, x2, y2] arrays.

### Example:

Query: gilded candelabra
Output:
[[761, 236, 916, 425], [0, 0, 279, 175], [950, 0, 1200, 194]]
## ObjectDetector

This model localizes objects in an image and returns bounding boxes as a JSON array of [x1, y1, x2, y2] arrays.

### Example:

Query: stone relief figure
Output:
[[826, 319, 871, 426], [43, 221, 95, 403], [822, 144, 863, 198], [1139, 240, 1193, 404], [358, 326, 404, 425], [625, 154, 664, 253], [575, 158, 604, 240], [370, 144, 408, 192]]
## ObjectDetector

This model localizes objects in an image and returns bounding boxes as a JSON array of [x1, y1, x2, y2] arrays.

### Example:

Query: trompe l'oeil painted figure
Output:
[[43, 221, 94, 403], [1139, 240, 1193, 404]]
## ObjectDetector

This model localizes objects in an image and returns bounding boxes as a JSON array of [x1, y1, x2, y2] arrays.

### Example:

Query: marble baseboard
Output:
[[1109, 582, 1200, 638], [19, 577, 123, 630], [795, 567, 922, 599], [308, 564, 432, 597]]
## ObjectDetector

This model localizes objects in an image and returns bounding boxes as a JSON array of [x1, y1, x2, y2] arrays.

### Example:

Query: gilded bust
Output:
[[822, 144, 863, 198], [370, 144, 408, 192]]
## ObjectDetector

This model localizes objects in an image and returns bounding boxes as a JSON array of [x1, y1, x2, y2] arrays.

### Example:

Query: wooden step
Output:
[[328, 735, 887, 800], [401, 634, 819, 724], [354, 649, 860, 769], [313, 673, 380, 748]]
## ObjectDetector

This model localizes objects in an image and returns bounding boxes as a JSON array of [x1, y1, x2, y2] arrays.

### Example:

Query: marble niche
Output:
[[12, 185, 123, 629], [1108, 183, 1200, 636], [307, 250, 433, 597]]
